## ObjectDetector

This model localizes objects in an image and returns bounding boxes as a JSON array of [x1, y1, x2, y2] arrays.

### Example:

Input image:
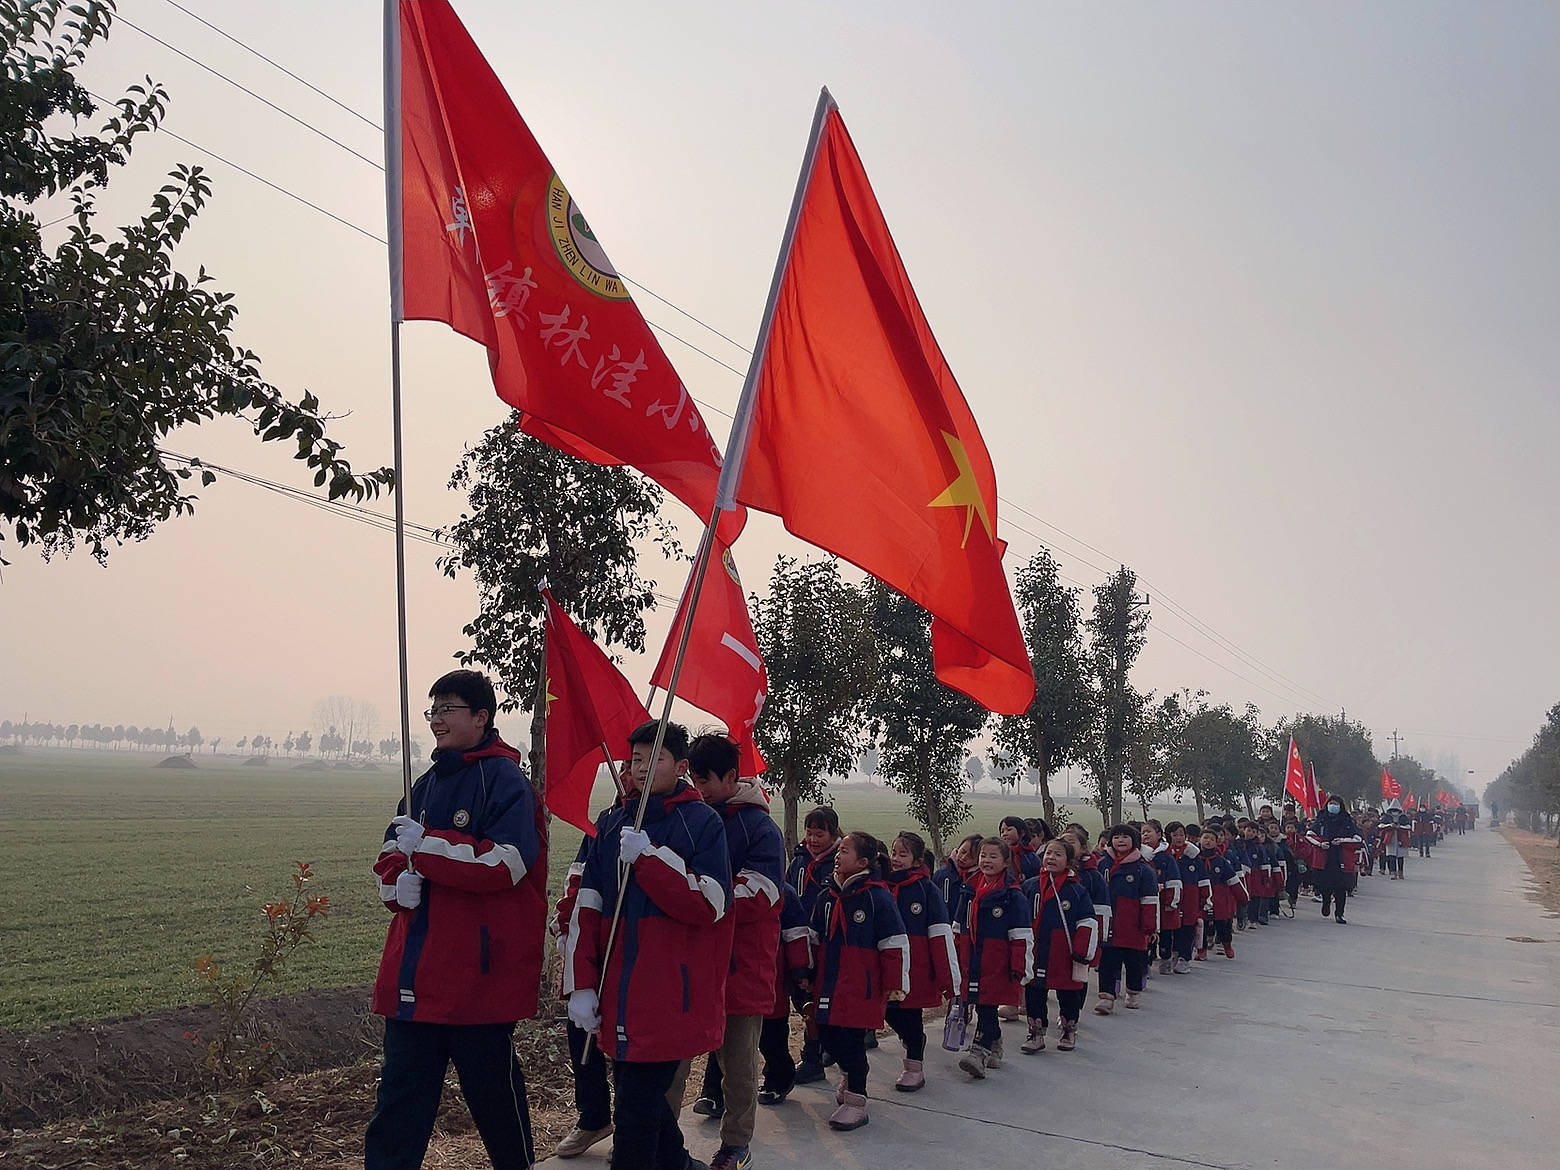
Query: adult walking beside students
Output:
[[366, 670, 548, 1170], [1306, 796, 1364, 925]]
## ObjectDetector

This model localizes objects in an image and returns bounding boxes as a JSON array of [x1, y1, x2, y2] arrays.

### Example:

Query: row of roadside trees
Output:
[[0, 719, 421, 762], [1483, 704, 1560, 834]]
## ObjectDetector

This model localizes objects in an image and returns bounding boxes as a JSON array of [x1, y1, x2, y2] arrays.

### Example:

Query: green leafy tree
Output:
[[1, 1, 390, 563], [438, 415, 678, 792], [751, 557, 875, 848], [864, 585, 987, 861], [184, 725, 202, 753], [964, 755, 985, 791], [293, 729, 310, 756], [1264, 712, 1379, 807], [1083, 566, 1150, 824], [993, 550, 1093, 824]]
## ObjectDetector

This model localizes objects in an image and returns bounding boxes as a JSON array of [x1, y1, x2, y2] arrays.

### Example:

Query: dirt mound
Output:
[[242, 755, 269, 766], [0, 986, 377, 1129], [154, 754, 197, 768], [293, 759, 328, 770]]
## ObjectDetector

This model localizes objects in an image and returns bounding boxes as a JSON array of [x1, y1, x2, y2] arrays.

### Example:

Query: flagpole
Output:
[[384, 0, 413, 813], [715, 86, 837, 510]]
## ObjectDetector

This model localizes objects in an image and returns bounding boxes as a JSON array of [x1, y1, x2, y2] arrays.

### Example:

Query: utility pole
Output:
[[1390, 729, 1401, 759]]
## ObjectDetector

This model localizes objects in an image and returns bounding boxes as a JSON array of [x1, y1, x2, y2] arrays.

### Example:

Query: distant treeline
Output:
[[0, 720, 421, 761]]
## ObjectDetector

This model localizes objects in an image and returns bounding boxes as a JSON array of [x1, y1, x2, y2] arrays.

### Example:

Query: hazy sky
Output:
[[5, 0, 1556, 789]]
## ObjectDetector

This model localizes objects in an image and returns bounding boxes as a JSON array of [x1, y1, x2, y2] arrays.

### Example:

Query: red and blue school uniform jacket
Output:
[[372, 733, 548, 1025], [563, 781, 733, 1063], [711, 779, 786, 1016], [1305, 812, 1364, 874], [1170, 842, 1211, 919], [932, 860, 975, 923], [786, 841, 839, 917], [1143, 842, 1184, 931], [804, 871, 909, 1029], [1022, 871, 1098, 992], [954, 873, 1034, 1006], [1378, 809, 1412, 850], [1076, 852, 1112, 961], [886, 865, 958, 1009], [1011, 840, 1043, 880], [765, 883, 813, 1020], [1239, 839, 1271, 899], [1097, 848, 1159, 950], [1204, 846, 1249, 920]]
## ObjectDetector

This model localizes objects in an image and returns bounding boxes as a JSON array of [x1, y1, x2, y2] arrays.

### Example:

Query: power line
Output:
[[115, 12, 1338, 717]]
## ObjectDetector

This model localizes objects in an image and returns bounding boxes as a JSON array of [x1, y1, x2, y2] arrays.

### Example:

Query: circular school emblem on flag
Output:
[[453, 809, 470, 828], [546, 175, 629, 300], [992, 907, 1004, 918], [852, 909, 867, 924], [722, 545, 742, 585], [910, 902, 923, 915]]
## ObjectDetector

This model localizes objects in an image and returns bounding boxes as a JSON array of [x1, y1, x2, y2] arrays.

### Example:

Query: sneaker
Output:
[[1157, 957, 1173, 976], [794, 1061, 826, 1085], [756, 1083, 792, 1106], [709, 1146, 752, 1170], [1173, 958, 1191, 974], [1193, 950, 1208, 961], [1335, 915, 1348, 925], [692, 1096, 724, 1119], [1223, 942, 1235, 959], [555, 1124, 614, 1159]]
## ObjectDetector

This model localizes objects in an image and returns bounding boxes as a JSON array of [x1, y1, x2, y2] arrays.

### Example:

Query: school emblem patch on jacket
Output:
[[453, 809, 470, 828], [910, 902, 923, 915], [992, 907, 1004, 918], [853, 909, 867, 923]]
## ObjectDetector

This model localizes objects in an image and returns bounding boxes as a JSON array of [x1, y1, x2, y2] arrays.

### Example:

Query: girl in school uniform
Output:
[[1020, 837, 1098, 1053], [953, 837, 1033, 1079], [785, 806, 841, 1084], [1093, 824, 1159, 1014], [1141, 820, 1183, 976], [932, 833, 982, 921], [883, 832, 958, 1092], [800, 831, 908, 1131], [1198, 825, 1248, 959]]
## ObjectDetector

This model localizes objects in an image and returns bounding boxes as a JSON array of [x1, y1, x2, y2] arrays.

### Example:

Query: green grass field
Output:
[[0, 749, 1190, 1032]]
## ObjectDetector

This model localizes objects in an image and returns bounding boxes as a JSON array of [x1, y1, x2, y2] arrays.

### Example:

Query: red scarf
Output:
[[966, 870, 1006, 928], [1036, 869, 1067, 910], [1107, 846, 1141, 877]]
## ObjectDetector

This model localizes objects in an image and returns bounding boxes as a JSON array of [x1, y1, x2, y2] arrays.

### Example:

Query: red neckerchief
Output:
[[1107, 846, 1142, 877], [1036, 869, 1067, 908], [799, 841, 838, 897], [827, 869, 874, 937], [967, 870, 1006, 928], [888, 865, 930, 895], [1168, 843, 1188, 859]]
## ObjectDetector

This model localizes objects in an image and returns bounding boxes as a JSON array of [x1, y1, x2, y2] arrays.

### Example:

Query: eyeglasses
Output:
[[423, 704, 472, 721]]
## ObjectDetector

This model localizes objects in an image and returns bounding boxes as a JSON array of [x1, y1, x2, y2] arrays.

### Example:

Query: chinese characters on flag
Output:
[[1381, 767, 1403, 801]]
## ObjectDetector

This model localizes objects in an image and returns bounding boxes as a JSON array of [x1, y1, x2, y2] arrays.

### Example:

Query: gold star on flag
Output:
[[927, 431, 993, 548], [544, 677, 559, 714]]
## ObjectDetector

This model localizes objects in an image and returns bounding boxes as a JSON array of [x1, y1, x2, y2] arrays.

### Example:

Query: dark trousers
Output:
[[972, 1003, 1001, 1050], [1024, 976, 1086, 1025], [1172, 923, 1197, 960], [612, 1059, 686, 1170], [1251, 895, 1269, 924], [365, 1018, 534, 1170], [883, 1003, 925, 1061], [567, 1019, 612, 1130], [1286, 871, 1301, 906], [1098, 945, 1147, 994], [1209, 917, 1233, 947], [1321, 888, 1349, 917], [1157, 931, 1178, 961], [698, 1052, 723, 1106], [758, 1015, 795, 1092], [817, 1024, 868, 1093]]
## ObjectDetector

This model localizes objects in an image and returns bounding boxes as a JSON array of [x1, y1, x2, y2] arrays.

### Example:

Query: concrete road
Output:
[[544, 830, 1560, 1170]]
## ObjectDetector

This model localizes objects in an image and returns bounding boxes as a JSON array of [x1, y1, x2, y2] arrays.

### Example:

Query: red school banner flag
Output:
[[393, 0, 742, 543], [541, 587, 652, 835], [650, 538, 768, 776], [715, 92, 1034, 716], [1404, 792, 1418, 810], [1381, 767, 1403, 801], [1284, 738, 1309, 809], [1304, 763, 1322, 816]]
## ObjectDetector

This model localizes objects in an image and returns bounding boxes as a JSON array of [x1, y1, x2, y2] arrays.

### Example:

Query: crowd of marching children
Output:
[[369, 673, 1469, 1170]]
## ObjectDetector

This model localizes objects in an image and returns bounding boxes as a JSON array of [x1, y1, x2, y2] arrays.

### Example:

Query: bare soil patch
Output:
[[1498, 824, 1560, 918]]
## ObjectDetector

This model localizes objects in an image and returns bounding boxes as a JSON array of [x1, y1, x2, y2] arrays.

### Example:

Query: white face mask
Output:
[[1327, 803, 1341, 814]]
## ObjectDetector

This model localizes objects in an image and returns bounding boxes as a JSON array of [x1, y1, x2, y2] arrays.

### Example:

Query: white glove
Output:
[[394, 871, 424, 909], [391, 815, 425, 856], [620, 826, 651, 864], [568, 988, 601, 1032]]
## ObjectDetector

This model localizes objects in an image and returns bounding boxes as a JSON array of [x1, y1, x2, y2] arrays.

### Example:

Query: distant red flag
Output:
[[395, 0, 742, 543], [1381, 767, 1403, 801], [1404, 792, 1418, 811], [542, 587, 651, 834], [1436, 790, 1453, 808], [1283, 738, 1309, 809], [650, 539, 768, 776], [1305, 763, 1322, 816], [717, 93, 1033, 715]]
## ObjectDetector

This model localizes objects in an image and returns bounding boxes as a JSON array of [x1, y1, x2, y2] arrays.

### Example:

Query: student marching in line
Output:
[[755, 884, 811, 1107], [799, 831, 908, 1131], [954, 837, 1034, 1079], [1306, 797, 1364, 924], [785, 807, 841, 1085], [1141, 820, 1183, 975], [1197, 825, 1247, 960], [1280, 821, 1306, 911], [1265, 819, 1293, 918], [1020, 837, 1098, 1053], [932, 834, 982, 920], [1164, 821, 1207, 972], [1240, 822, 1272, 926], [883, 832, 958, 1092], [1378, 799, 1412, 880], [1092, 824, 1159, 1013], [999, 815, 1043, 879]]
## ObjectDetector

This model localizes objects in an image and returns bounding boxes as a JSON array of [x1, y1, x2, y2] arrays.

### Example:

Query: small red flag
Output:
[[1404, 792, 1418, 810], [396, 0, 742, 542], [1381, 767, 1403, 801], [1305, 763, 1322, 816], [650, 539, 768, 776], [719, 95, 1032, 715], [1283, 738, 1309, 809], [542, 588, 651, 834]]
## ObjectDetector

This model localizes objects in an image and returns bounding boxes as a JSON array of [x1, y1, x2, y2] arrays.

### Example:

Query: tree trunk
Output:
[[1035, 735, 1056, 827], [920, 757, 945, 862], [1192, 783, 1206, 826], [1244, 791, 1255, 819], [782, 764, 800, 852]]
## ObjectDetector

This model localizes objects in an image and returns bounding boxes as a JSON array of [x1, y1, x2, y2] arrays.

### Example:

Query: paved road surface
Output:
[[543, 829, 1559, 1170]]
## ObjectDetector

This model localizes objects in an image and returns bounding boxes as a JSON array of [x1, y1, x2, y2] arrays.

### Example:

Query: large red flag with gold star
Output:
[[542, 587, 650, 834], [719, 97, 1033, 714]]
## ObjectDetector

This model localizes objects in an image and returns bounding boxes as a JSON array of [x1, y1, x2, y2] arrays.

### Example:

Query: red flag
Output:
[[1404, 792, 1418, 810], [542, 587, 651, 834], [1381, 767, 1403, 801], [1305, 763, 1322, 816], [1436, 790, 1453, 808], [718, 94, 1033, 715], [1283, 738, 1309, 809], [650, 539, 768, 776], [396, 0, 742, 542]]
